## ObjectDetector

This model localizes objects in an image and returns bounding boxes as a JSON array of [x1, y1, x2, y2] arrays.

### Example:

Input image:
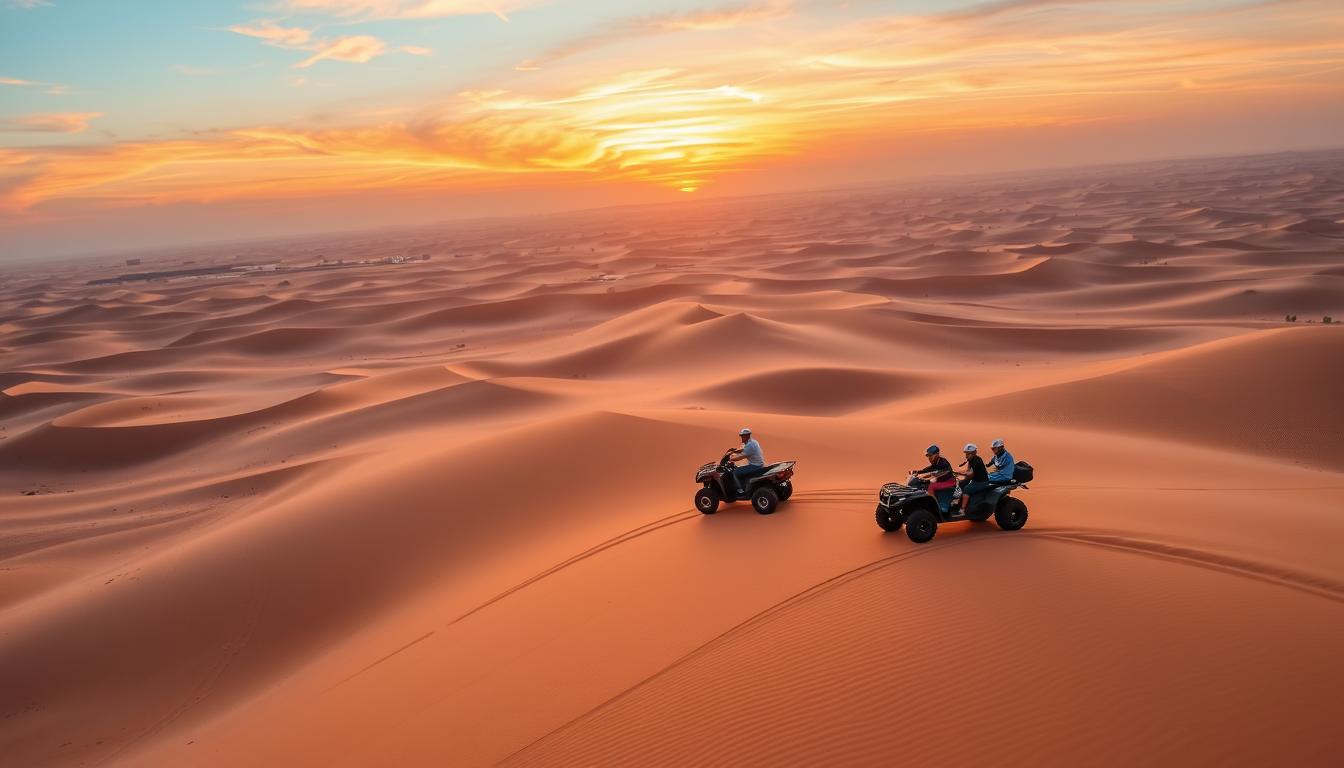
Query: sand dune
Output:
[[932, 327, 1343, 467], [1, 150, 1342, 767], [684, 367, 934, 415]]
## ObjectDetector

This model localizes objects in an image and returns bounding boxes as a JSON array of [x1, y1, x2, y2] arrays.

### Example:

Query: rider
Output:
[[987, 438, 1016, 483], [912, 444, 956, 499], [954, 443, 990, 514], [729, 428, 766, 494]]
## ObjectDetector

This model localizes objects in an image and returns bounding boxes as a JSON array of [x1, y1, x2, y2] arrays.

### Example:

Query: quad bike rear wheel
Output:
[[905, 509, 937, 543], [752, 487, 780, 515], [875, 505, 902, 532], [695, 487, 721, 515], [995, 496, 1028, 531], [777, 481, 793, 501]]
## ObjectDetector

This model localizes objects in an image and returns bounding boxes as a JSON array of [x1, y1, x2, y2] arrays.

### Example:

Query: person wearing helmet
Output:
[[954, 443, 990, 515], [910, 444, 956, 498], [987, 438, 1016, 484], [728, 428, 767, 494]]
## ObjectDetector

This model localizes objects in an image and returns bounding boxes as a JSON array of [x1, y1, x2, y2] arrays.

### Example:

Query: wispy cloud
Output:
[[400, 44, 434, 56], [278, 0, 544, 22], [6, 0, 53, 9], [651, 1, 790, 31], [229, 19, 389, 68], [1, 112, 101, 133], [296, 35, 387, 67], [516, 1, 790, 70], [2, 75, 70, 95], [228, 20, 314, 47]]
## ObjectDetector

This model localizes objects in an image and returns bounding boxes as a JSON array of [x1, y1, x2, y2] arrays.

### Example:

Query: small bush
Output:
[[1325, 316, 1334, 325]]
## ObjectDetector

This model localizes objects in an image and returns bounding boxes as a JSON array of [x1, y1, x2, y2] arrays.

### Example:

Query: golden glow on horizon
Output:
[[2, 0, 1342, 221]]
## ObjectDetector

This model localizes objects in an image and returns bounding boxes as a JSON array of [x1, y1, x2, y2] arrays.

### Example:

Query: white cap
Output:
[[964, 443, 977, 452], [739, 428, 752, 436], [991, 438, 1005, 448]]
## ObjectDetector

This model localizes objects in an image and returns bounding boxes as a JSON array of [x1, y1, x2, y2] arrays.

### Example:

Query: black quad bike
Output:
[[695, 449, 797, 515], [874, 461, 1035, 543]]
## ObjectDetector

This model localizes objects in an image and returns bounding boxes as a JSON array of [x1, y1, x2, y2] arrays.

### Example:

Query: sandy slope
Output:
[[2, 150, 1343, 767]]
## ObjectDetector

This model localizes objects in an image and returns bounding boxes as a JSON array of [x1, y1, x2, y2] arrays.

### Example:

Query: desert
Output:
[[1, 149, 1342, 766]]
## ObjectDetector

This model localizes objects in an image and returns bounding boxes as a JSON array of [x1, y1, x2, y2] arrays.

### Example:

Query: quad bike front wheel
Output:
[[875, 505, 902, 532], [752, 487, 780, 515], [777, 481, 793, 501], [905, 509, 937, 543], [695, 487, 721, 515], [995, 496, 1028, 531]]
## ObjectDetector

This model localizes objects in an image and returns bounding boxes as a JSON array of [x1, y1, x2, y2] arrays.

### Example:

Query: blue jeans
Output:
[[961, 480, 991, 496], [732, 464, 766, 493], [987, 472, 1014, 484]]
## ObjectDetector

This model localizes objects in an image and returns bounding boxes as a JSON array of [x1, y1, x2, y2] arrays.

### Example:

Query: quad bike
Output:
[[874, 461, 1034, 543], [695, 449, 797, 515]]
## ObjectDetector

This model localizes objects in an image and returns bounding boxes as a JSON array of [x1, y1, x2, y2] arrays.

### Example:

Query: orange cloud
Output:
[[2, 75, 68, 94], [228, 20, 313, 47], [516, 1, 790, 70], [280, 0, 542, 22], [1, 112, 102, 134], [229, 19, 390, 68], [653, 1, 791, 31], [296, 35, 387, 67], [0, 71, 795, 213]]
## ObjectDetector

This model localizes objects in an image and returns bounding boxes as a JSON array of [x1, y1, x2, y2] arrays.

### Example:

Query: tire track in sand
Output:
[[500, 523, 1344, 765], [497, 535, 974, 766], [1027, 527, 1344, 603], [332, 489, 874, 688], [444, 487, 877, 631]]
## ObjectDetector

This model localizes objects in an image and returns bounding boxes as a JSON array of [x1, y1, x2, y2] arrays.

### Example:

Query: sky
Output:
[[1, 0, 1342, 259]]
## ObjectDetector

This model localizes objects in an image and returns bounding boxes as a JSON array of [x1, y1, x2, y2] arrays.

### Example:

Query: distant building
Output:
[[125, 258, 142, 266]]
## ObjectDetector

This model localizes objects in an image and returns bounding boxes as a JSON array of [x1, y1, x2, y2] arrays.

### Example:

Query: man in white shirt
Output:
[[729, 427, 767, 494]]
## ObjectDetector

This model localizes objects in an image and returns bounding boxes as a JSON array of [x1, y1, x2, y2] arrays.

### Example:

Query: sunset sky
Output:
[[2, 0, 1342, 258]]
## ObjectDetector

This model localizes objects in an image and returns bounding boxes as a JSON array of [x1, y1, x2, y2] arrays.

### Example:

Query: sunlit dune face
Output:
[[1, 0, 1342, 228]]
